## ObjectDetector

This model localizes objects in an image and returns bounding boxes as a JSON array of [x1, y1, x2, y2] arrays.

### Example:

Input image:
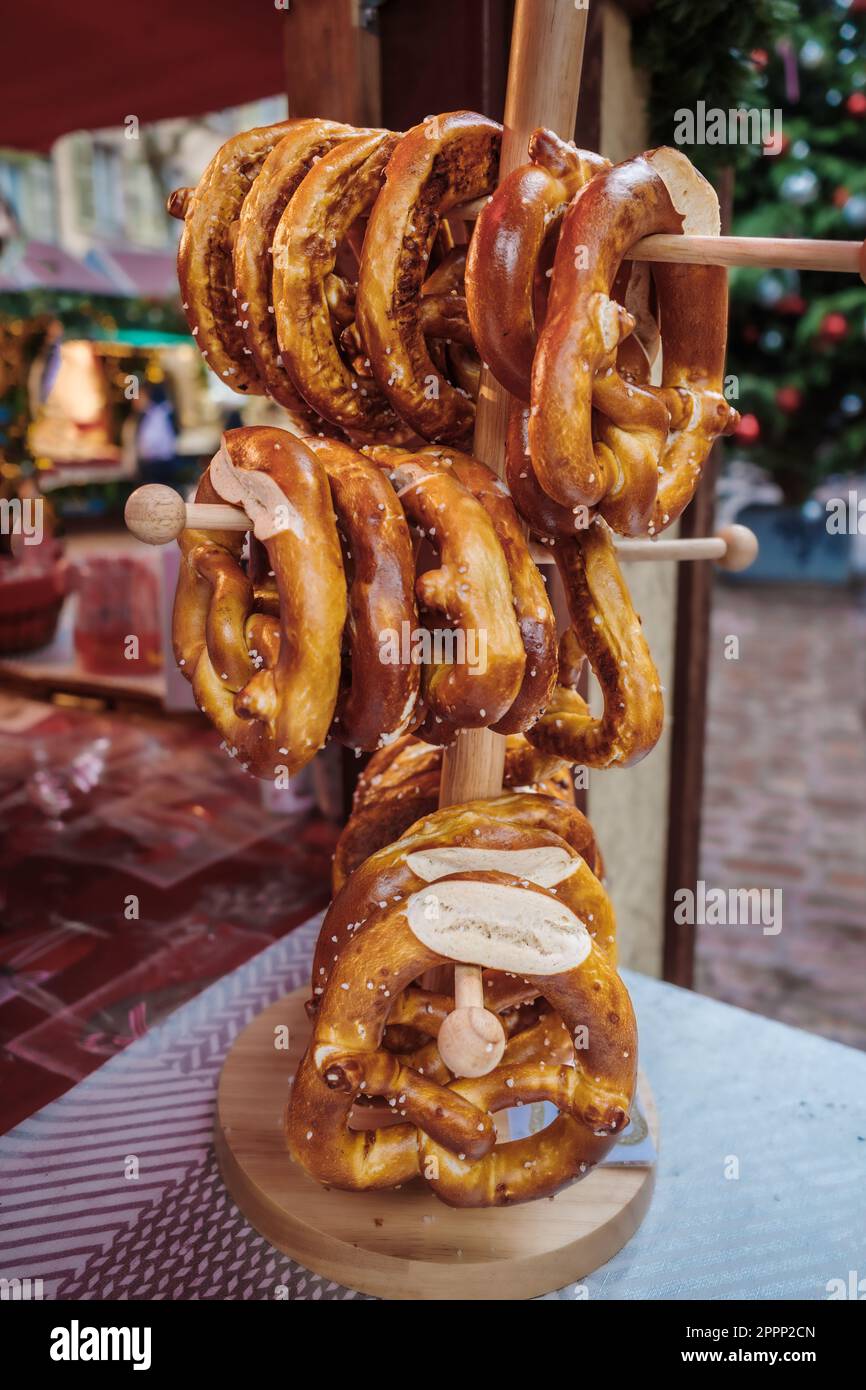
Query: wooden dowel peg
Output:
[[436, 965, 507, 1078], [529, 525, 759, 572], [628, 233, 866, 282], [125, 484, 246, 544]]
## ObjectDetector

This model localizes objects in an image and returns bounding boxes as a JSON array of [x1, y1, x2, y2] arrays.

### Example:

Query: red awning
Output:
[[2, 1, 289, 152]]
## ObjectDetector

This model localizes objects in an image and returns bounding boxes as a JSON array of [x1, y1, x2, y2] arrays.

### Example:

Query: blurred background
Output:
[[0, 0, 863, 1134]]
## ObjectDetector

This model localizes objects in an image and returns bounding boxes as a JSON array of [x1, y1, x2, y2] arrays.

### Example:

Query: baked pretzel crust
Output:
[[466, 129, 609, 400], [304, 436, 422, 750], [173, 120, 295, 395], [527, 519, 664, 768], [272, 131, 410, 441], [357, 111, 501, 443], [172, 427, 346, 777], [234, 118, 356, 414]]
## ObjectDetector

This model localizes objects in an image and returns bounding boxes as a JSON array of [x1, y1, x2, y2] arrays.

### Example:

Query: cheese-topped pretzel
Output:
[[527, 517, 664, 768], [303, 436, 422, 750], [287, 864, 634, 1204], [530, 147, 737, 536], [466, 129, 609, 400], [357, 111, 501, 444], [382, 455, 525, 734], [368, 443, 557, 735], [170, 120, 294, 396], [233, 118, 357, 414], [331, 733, 573, 889], [272, 131, 410, 442], [317, 795, 608, 992], [173, 427, 346, 777]]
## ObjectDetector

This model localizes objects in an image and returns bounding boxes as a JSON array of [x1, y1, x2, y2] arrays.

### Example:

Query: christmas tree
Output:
[[635, 0, 866, 502]]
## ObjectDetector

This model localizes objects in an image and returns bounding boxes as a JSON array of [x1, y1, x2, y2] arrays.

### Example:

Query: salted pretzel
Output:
[[272, 131, 410, 441], [357, 111, 501, 444], [288, 845, 634, 1205], [530, 147, 738, 536], [173, 428, 347, 778], [302, 436, 422, 750], [526, 517, 664, 768], [466, 129, 609, 400], [233, 118, 357, 414], [318, 795, 608, 990], [331, 733, 574, 889], [169, 119, 295, 397], [378, 454, 525, 737], [368, 443, 557, 735]]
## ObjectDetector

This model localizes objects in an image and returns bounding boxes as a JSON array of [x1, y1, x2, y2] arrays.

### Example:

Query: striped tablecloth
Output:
[[1, 916, 864, 1301]]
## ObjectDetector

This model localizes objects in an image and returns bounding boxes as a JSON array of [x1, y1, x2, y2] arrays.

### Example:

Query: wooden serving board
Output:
[[215, 987, 657, 1300]]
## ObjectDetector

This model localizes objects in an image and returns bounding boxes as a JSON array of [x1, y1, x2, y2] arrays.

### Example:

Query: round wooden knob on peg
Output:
[[716, 523, 759, 573], [435, 964, 506, 1078], [124, 485, 188, 545]]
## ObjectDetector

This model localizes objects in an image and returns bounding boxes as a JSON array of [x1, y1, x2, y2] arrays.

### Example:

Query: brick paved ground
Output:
[[697, 580, 866, 1050]]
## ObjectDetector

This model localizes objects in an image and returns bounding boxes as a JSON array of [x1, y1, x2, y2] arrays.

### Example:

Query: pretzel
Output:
[[526, 517, 664, 768], [331, 733, 574, 889], [272, 131, 412, 442], [287, 860, 634, 1204], [172, 427, 346, 777], [368, 443, 557, 734], [317, 795, 608, 993], [530, 147, 738, 536], [356, 111, 501, 444], [380, 455, 525, 736], [303, 437, 422, 750], [466, 129, 609, 400], [233, 118, 357, 415], [170, 119, 294, 396]]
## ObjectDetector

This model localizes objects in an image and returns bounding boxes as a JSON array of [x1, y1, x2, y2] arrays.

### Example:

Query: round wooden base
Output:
[[215, 987, 657, 1300]]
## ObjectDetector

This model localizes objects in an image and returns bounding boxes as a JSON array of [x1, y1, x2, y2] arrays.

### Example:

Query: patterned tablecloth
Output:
[[1, 916, 864, 1302]]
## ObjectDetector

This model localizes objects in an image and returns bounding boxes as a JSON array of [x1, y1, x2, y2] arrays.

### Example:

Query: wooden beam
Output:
[[283, 0, 381, 126], [662, 165, 735, 987]]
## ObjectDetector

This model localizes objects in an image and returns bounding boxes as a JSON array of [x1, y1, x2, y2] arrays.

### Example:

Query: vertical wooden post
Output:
[[439, 0, 589, 814], [283, 0, 381, 126]]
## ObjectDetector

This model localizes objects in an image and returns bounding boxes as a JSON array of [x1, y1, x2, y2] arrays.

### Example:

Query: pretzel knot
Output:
[[376, 454, 526, 737], [357, 110, 502, 444], [173, 427, 347, 778], [288, 831, 635, 1206], [466, 128, 610, 401], [530, 146, 739, 537], [173, 429, 426, 771], [527, 518, 664, 769]]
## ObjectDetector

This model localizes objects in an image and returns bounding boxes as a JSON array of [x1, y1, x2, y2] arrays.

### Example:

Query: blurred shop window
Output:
[[91, 143, 123, 238], [123, 157, 171, 249], [0, 160, 22, 223], [0, 154, 56, 242]]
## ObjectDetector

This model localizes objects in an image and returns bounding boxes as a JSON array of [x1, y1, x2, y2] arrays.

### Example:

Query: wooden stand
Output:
[[215, 988, 657, 1301], [210, 0, 658, 1298]]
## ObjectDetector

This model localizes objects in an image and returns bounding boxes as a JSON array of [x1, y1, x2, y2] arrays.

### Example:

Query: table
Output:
[[1, 916, 863, 1301]]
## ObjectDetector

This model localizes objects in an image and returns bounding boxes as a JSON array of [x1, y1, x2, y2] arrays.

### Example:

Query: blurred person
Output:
[[133, 382, 180, 485]]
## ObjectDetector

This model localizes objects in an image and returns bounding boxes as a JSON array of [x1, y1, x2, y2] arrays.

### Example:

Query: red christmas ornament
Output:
[[820, 312, 848, 341], [847, 92, 866, 117], [776, 386, 802, 414], [734, 413, 761, 443], [751, 48, 769, 69], [776, 294, 807, 316], [833, 186, 851, 208]]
